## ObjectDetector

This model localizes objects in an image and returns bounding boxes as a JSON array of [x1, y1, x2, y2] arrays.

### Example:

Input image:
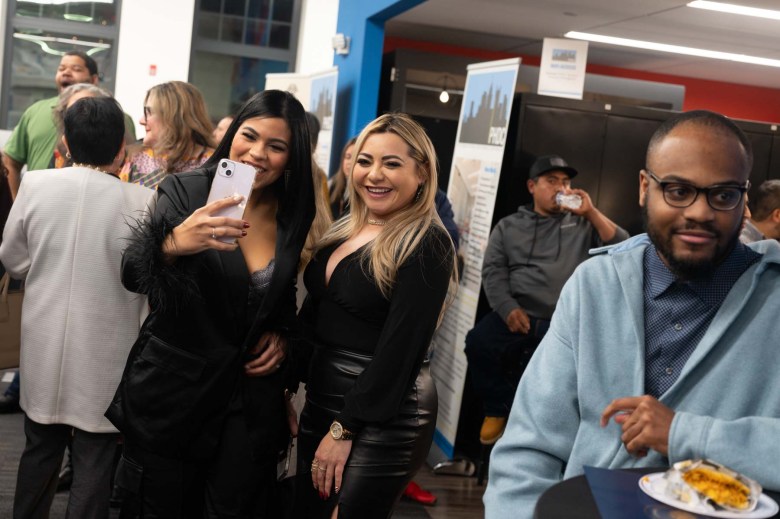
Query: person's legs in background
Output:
[[58, 443, 74, 492], [13, 415, 70, 517], [464, 311, 543, 444], [66, 428, 118, 519]]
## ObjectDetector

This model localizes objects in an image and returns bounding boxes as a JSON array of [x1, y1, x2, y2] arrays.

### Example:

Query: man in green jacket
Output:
[[2, 51, 98, 199]]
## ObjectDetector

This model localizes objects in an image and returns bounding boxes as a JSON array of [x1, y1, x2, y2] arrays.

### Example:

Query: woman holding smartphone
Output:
[[107, 90, 318, 518], [293, 113, 457, 519]]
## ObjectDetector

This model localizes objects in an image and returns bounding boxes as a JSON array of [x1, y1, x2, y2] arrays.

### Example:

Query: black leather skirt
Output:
[[293, 346, 437, 519]]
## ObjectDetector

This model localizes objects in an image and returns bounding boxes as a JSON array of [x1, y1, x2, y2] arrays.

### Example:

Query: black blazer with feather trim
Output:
[[106, 164, 314, 460]]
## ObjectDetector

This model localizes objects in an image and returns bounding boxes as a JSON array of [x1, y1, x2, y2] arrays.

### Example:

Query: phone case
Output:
[[206, 159, 256, 243]]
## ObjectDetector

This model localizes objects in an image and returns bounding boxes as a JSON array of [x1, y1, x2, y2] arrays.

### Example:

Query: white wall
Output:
[[114, 0, 196, 138], [295, 0, 339, 74]]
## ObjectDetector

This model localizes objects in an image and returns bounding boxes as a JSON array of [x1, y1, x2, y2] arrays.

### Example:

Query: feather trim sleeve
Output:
[[120, 174, 203, 313]]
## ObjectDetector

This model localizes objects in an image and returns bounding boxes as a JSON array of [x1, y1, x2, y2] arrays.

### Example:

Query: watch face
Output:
[[331, 422, 343, 439]]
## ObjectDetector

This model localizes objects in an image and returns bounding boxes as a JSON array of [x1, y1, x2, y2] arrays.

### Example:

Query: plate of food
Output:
[[639, 460, 779, 519]]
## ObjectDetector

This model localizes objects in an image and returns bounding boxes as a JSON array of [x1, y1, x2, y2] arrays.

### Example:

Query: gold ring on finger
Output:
[[211, 227, 217, 240], [318, 466, 326, 471]]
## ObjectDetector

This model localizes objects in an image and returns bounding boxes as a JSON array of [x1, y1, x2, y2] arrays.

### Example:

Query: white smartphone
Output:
[[206, 158, 256, 243]]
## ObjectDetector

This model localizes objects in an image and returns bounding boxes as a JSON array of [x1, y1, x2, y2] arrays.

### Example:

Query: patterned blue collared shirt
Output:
[[643, 242, 762, 397]]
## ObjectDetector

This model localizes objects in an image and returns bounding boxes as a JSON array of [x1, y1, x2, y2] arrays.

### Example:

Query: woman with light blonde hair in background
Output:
[[121, 81, 214, 189], [328, 137, 357, 220], [293, 113, 457, 519]]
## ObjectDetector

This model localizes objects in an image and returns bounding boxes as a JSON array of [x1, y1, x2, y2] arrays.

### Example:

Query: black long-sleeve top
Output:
[[301, 226, 453, 432]]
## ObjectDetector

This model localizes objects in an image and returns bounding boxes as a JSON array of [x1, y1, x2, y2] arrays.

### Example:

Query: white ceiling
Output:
[[387, 0, 780, 89]]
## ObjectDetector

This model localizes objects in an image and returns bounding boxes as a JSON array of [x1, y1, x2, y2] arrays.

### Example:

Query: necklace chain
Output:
[[72, 162, 116, 177], [367, 218, 387, 226]]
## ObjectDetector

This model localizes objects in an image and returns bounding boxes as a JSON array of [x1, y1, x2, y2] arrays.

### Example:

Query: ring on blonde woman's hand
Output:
[[318, 466, 326, 471], [311, 459, 319, 467], [211, 227, 217, 240]]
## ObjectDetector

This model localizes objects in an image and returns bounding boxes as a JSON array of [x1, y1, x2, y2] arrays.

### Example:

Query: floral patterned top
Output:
[[120, 147, 212, 189]]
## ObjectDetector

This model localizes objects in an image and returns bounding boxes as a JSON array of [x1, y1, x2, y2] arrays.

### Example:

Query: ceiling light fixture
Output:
[[13, 33, 110, 57], [64, 14, 93, 22], [439, 75, 450, 104], [687, 1, 780, 21], [564, 31, 780, 68]]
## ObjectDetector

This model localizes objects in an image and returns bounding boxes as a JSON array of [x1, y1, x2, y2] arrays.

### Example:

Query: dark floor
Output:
[[0, 370, 484, 518]]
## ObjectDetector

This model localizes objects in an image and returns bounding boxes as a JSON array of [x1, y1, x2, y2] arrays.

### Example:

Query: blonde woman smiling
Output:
[[294, 113, 457, 519]]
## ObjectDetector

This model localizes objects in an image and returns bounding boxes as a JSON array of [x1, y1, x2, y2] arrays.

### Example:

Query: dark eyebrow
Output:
[[240, 126, 289, 146], [659, 174, 744, 187]]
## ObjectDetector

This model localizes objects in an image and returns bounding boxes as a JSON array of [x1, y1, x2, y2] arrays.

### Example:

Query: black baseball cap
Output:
[[529, 155, 578, 179]]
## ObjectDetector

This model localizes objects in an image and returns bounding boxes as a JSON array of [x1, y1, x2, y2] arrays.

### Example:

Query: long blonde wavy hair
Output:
[[316, 113, 458, 304], [145, 81, 214, 172], [302, 158, 333, 268]]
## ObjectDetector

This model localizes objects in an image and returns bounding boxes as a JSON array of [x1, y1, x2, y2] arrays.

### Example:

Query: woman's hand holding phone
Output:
[[162, 195, 249, 258]]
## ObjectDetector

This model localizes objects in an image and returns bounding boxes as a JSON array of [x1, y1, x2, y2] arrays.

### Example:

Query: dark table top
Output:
[[535, 468, 780, 519]]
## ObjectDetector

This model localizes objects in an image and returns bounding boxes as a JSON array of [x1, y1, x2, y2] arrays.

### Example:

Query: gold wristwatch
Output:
[[330, 420, 354, 441]]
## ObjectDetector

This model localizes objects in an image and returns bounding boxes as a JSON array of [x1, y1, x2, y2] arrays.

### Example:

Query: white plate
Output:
[[639, 472, 779, 519]]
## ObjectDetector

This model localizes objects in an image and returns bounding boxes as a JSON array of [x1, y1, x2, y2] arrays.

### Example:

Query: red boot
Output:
[[403, 481, 437, 506]]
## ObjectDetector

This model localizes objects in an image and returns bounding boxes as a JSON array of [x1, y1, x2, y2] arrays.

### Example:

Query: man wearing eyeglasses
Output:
[[485, 110, 780, 518]]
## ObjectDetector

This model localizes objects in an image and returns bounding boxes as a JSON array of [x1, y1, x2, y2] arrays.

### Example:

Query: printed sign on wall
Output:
[[537, 38, 589, 99]]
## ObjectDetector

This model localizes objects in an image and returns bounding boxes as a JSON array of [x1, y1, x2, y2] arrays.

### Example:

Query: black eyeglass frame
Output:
[[143, 105, 153, 118], [643, 169, 750, 211]]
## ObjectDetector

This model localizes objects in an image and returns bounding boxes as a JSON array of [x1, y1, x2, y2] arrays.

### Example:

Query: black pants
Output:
[[293, 348, 437, 519], [464, 311, 549, 417], [14, 414, 117, 519], [116, 410, 277, 519]]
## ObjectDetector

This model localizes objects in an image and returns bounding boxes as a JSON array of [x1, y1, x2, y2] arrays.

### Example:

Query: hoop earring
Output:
[[415, 184, 424, 203], [65, 152, 72, 159]]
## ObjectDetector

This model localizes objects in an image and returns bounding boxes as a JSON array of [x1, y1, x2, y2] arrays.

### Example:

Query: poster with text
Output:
[[537, 37, 589, 99], [429, 58, 520, 462], [309, 68, 338, 177], [264, 72, 312, 111]]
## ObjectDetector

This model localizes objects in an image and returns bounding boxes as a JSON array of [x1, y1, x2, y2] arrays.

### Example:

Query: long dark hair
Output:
[[206, 90, 312, 198], [206, 90, 315, 259]]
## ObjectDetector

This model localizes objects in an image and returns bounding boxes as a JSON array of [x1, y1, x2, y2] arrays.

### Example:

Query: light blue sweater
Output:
[[484, 234, 780, 518]]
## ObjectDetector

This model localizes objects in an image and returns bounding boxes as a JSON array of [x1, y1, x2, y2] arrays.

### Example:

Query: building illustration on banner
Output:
[[458, 70, 515, 147], [310, 76, 335, 131], [429, 59, 520, 466]]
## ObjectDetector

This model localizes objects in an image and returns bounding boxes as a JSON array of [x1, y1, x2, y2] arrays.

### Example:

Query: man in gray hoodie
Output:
[[466, 155, 629, 444]]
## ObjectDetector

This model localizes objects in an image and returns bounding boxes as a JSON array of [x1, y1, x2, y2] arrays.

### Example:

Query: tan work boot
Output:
[[480, 416, 507, 445]]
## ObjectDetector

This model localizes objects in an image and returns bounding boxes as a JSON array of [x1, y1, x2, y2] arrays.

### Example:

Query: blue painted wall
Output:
[[331, 0, 425, 169]]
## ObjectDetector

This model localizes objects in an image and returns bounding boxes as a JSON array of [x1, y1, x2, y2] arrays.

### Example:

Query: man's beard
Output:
[[642, 202, 741, 280]]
